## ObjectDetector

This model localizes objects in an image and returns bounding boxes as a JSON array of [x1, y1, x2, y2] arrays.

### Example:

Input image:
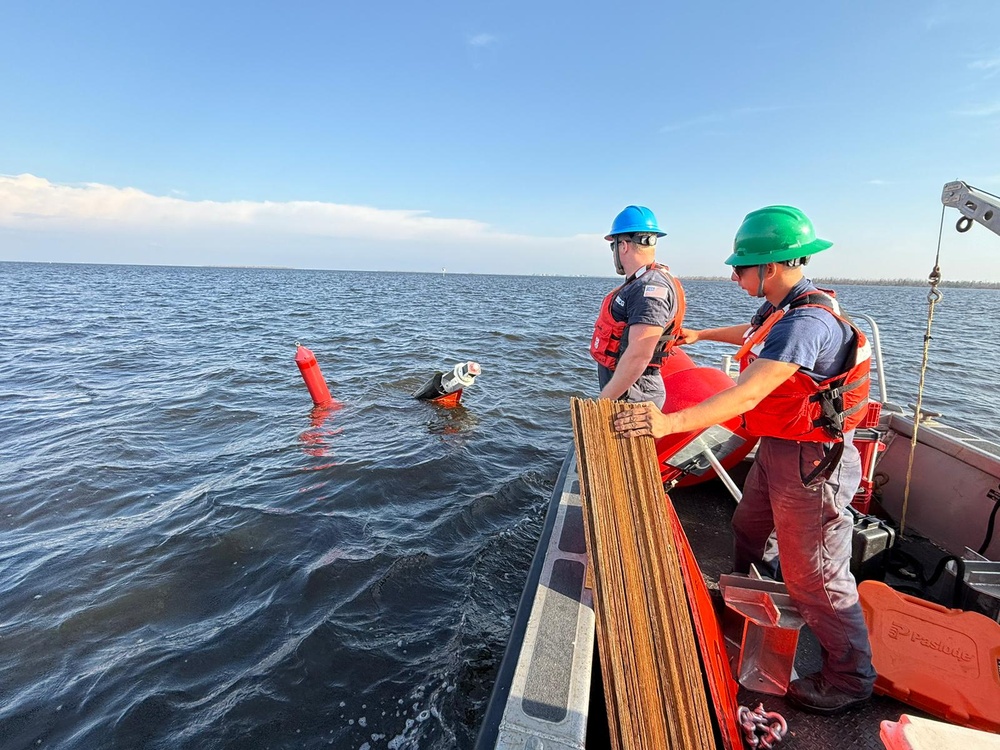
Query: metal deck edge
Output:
[[477, 447, 597, 750]]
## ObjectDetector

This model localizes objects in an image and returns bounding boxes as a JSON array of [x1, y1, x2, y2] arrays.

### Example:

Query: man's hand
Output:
[[677, 328, 699, 345], [613, 402, 676, 439]]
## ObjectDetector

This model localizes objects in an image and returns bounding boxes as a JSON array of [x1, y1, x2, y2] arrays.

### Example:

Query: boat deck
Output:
[[668, 463, 942, 750], [477, 447, 975, 750]]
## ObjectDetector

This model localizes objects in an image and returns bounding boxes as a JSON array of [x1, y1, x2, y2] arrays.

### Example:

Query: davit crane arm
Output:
[[942, 181, 1000, 238]]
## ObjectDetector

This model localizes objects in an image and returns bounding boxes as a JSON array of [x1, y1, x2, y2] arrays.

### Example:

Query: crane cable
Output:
[[899, 204, 946, 537]]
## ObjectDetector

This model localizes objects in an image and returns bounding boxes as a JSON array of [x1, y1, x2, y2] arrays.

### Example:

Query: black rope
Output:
[[978, 492, 1000, 556], [885, 547, 965, 608]]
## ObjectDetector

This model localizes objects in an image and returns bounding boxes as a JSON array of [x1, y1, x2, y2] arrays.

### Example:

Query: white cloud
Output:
[[0, 173, 607, 275], [660, 105, 796, 133], [660, 112, 728, 133], [970, 55, 1000, 76], [5, 174, 996, 281], [467, 33, 495, 47], [954, 101, 1000, 117], [0, 173, 531, 244], [919, 3, 955, 30]]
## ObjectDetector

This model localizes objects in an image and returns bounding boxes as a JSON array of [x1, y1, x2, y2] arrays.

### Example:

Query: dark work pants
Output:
[[732, 437, 876, 696]]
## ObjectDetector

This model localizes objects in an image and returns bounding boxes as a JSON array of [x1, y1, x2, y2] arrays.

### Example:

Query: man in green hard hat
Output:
[[590, 205, 686, 409], [613, 205, 876, 715]]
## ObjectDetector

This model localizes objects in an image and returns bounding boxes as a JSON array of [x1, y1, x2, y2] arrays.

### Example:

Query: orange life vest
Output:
[[738, 290, 871, 443], [590, 265, 686, 371]]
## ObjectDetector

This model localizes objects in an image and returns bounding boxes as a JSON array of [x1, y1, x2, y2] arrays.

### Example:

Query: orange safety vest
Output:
[[590, 264, 686, 371], [738, 290, 871, 443]]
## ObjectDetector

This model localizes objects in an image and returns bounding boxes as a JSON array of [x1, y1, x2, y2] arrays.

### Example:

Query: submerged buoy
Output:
[[294, 343, 335, 407], [413, 362, 481, 407]]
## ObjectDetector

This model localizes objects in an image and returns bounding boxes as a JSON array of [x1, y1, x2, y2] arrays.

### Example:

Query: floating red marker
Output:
[[294, 343, 334, 407]]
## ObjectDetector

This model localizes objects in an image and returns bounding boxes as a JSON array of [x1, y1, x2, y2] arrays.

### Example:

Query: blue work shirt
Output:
[[752, 279, 855, 383]]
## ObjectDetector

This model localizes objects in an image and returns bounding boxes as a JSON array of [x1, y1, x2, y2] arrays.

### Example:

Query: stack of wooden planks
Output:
[[570, 397, 717, 750]]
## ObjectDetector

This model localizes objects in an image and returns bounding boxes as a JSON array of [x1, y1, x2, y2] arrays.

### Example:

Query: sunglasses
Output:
[[733, 264, 755, 278], [609, 236, 631, 253]]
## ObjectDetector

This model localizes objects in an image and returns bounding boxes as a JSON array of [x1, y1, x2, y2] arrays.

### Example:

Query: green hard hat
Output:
[[724, 205, 833, 266]]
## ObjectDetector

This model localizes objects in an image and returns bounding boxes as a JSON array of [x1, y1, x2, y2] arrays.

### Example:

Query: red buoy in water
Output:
[[295, 343, 334, 407]]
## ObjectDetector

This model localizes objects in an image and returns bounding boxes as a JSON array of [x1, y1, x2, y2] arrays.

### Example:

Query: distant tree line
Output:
[[683, 275, 1000, 289], [815, 277, 1000, 289]]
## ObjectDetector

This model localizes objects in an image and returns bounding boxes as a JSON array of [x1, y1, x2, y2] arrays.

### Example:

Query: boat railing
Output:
[[851, 312, 890, 407]]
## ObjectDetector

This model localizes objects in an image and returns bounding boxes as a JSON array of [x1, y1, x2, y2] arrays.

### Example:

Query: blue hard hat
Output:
[[604, 205, 666, 241]]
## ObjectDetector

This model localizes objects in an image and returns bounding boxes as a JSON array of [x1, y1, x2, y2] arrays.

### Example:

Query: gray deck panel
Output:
[[670, 471, 941, 750]]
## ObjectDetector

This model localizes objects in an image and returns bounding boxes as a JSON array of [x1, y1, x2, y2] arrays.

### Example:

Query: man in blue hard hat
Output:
[[590, 205, 686, 409], [613, 205, 876, 716]]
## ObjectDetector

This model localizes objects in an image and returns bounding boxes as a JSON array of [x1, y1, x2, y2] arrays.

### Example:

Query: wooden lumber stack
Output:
[[570, 397, 716, 750]]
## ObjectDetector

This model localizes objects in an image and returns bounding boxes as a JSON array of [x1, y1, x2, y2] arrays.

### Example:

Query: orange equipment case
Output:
[[859, 580, 1000, 734]]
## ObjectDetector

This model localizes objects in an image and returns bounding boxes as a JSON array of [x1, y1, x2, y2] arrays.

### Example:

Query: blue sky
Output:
[[2, 1, 999, 280]]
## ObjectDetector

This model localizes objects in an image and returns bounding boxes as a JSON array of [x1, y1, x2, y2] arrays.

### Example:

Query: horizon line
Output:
[[3, 259, 999, 288]]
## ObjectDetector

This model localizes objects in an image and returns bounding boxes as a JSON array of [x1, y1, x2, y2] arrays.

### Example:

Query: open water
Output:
[[2, 261, 998, 750]]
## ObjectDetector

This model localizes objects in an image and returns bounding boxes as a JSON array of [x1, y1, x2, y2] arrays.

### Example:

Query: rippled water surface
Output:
[[2, 262, 998, 749]]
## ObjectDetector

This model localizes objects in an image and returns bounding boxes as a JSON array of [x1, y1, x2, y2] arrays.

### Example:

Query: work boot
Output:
[[786, 673, 871, 715]]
